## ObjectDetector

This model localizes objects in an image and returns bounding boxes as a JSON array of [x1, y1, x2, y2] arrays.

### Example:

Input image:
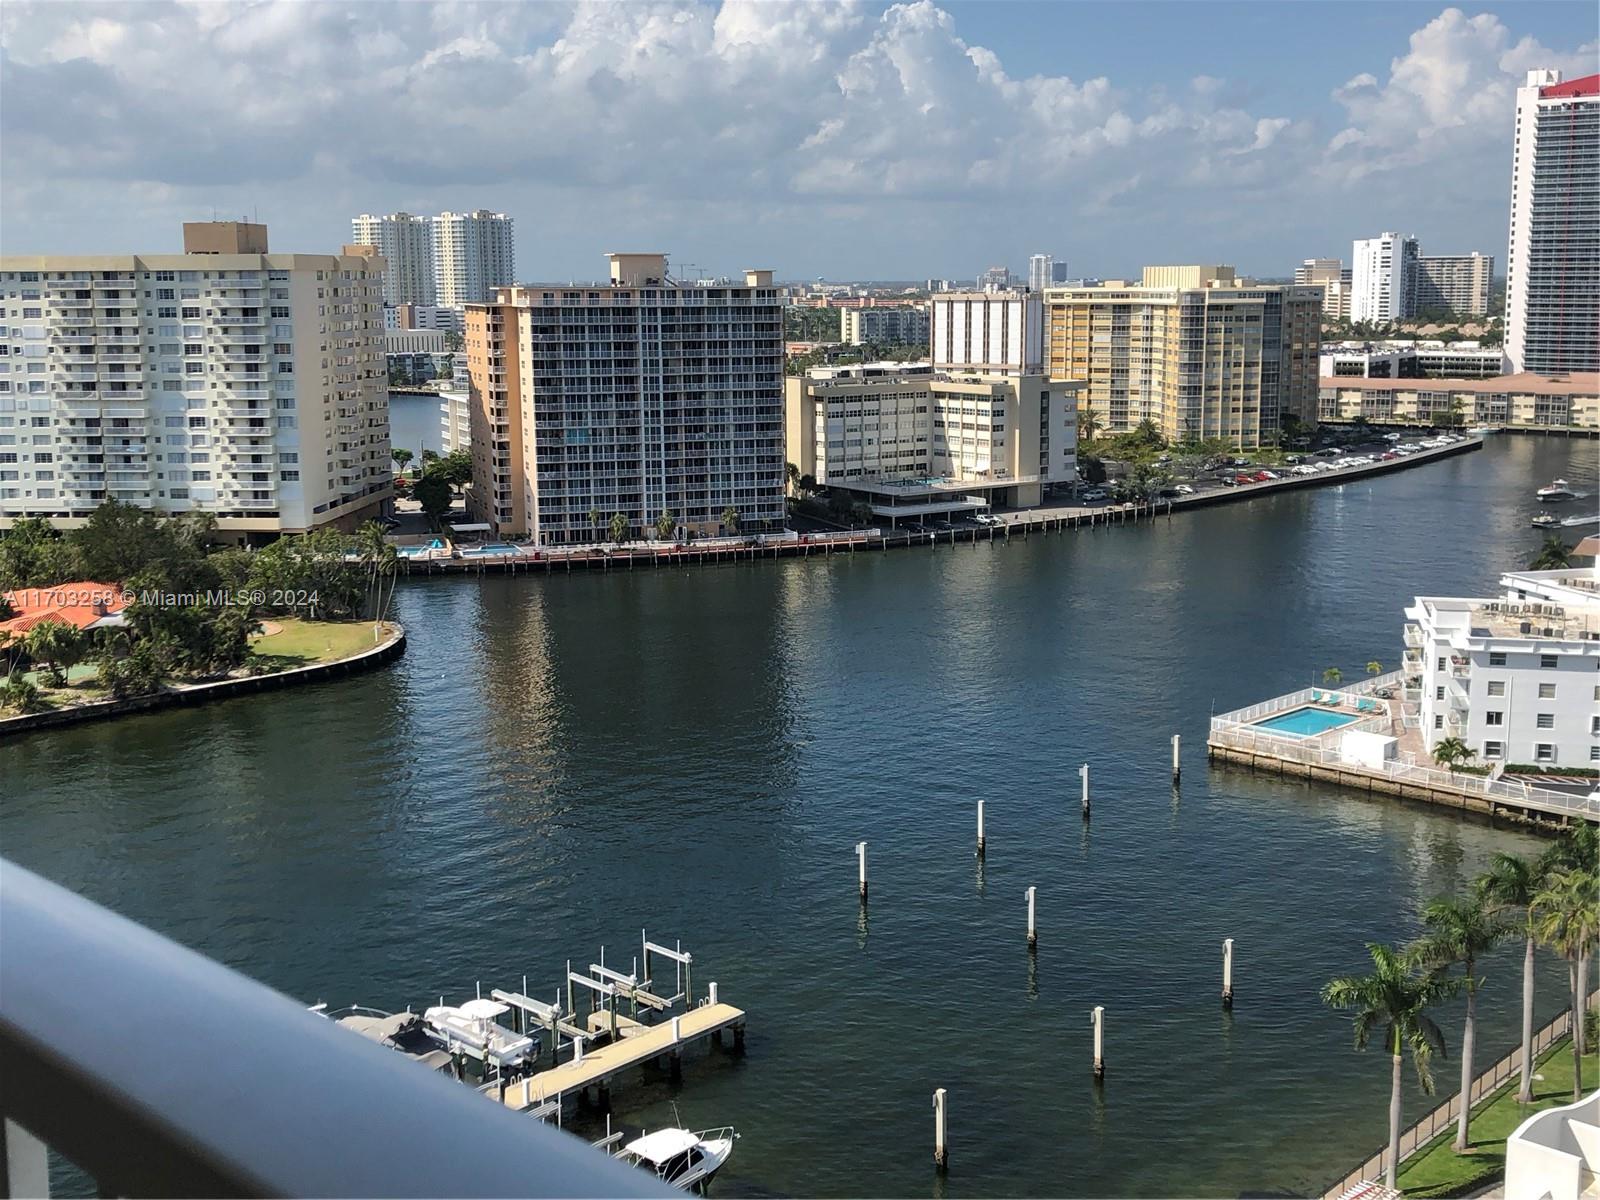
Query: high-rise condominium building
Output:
[[1505, 70, 1599, 374], [1295, 258, 1353, 321], [350, 212, 436, 307], [1416, 253, 1495, 316], [1028, 255, 1054, 293], [0, 223, 391, 538], [840, 305, 929, 347], [434, 211, 515, 307], [930, 290, 1043, 375], [1351, 233, 1419, 323], [978, 266, 1013, 292], [464, 254, 785, 543], [1044, 270, 1323, 448]]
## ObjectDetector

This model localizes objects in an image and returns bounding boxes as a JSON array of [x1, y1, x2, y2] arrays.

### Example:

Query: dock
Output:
[[495, 1002, 746, 1112]]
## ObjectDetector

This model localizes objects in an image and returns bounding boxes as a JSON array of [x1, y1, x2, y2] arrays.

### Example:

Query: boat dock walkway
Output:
[[494, 1001, 747, 1113]]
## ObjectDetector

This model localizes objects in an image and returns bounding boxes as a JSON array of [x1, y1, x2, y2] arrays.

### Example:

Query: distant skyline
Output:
[[2, 1, 1595, 282]]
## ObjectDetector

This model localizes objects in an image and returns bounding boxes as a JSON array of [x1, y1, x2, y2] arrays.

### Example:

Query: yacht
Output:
[[1536, 479, 1576, 501], [1531, 512, 1562, 528], [618, 1127, 737, 1193], [322, 1005, 456, 1074], [422, 997, 538, 1069]]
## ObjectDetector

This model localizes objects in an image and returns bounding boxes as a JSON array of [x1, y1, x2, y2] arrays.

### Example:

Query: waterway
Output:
[[389, 390, 444, 459], [4, 433, 1596, 1197]]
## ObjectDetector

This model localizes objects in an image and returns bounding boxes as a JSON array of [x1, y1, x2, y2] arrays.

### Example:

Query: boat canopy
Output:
[[338, 1012, 419, 1043], [457, 998, 511, 1020], [623, 1129, 701, 1164]]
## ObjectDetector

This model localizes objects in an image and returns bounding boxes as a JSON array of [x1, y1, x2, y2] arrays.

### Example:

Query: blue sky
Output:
[[2, 1, 1596, 281]]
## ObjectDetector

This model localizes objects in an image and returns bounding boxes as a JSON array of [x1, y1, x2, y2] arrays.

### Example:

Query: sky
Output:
[[2, 1, 1597, 283]]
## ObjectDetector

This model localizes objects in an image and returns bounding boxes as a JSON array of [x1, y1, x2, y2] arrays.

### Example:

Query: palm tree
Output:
[[1077, 406, 1103, 444], [1323, 666, 1343, 687], [655, 510, 676, 542], [1366, 660, 1383, 677], [721, 506, 740, 535], [1478, 852, 1545, 1102], [785, 462, 801, 497], [608, 513, 630, 546], [1528, 534, 1573, 571], [587, 506, 603, 542], [355, 520, 399, 627], [1432, 736, 1473, 775], [1539, 825, 1599, 1056], [1323, 944, 1455, 1188], [1531, 867, 1599, 1100], [1408, 895, 1512, 1150], [24, 620, 85, 687]]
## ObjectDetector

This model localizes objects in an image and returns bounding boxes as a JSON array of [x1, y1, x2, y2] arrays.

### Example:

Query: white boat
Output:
[[618, 1127, 737, 1193], [422, 998, 537, 1069], [323, 1005, 457, 1074], [1531, 511, 1561, 528], [1536, 479, 1575, 501]]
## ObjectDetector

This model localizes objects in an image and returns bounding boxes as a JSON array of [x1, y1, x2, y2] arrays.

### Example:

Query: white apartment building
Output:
[[464, 254, 784, 543], [386, 328, 446, 355], [1416, 252, 1494, 316], [784, 360, 1078, 515], [1295, 258, 1353, 321], [0, 223, 391, 539], [1027, 255, 1054, 294], [1351, 233, 1420, 323], [439, 388, 470, 455], [433, 211, 515, 307], [350, 212, 435, 308], [387, 304, 465, 335], [1404, 569, 1600, 767], [930, 290, 1043, 375], [840, 305, 929, 347], [1505, 70, 1599, 375]]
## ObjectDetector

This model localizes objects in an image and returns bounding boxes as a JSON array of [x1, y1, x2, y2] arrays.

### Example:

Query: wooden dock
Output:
[[495, 1002, 746, 1112]]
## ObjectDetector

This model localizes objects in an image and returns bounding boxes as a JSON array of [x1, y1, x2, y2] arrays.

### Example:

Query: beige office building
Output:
[[1318, 373, 1598, 432], [1044, 272, 1322, 448], [465, 254, 785, 543], [1295, 258, 1353, 321], [0, 223, 391, 538]]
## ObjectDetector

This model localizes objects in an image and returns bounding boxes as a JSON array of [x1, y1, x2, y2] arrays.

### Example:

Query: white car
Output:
[[1313, 461, 1335, 472], [1291, 464, 1318, 476], [975, 513, 1003, 526], [1173, 484, 1195, 495], [1259, 470, 1279, 480]]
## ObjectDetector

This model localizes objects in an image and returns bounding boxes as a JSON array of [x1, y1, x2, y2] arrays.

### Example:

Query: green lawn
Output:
[[1397, 1038, 1597, 1198], [249, 618, 386, 670]]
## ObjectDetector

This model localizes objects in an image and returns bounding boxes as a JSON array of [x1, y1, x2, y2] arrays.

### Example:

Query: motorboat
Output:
[[1531, 512, 1561, 528], [422, 998, 538, 1069], [324, 1005, 456, 1074], [618, 1127, 737, 1193], [1536, 479, 1575, 501]]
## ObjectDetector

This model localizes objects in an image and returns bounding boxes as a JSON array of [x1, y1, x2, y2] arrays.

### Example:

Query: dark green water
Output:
[[4, 434, 1596, 1197]]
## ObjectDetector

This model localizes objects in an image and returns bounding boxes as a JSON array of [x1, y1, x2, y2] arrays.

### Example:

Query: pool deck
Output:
[[1208, 671, 1599, 828]]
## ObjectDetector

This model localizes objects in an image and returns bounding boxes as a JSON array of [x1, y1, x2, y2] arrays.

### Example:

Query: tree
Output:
[[1323, 666, 1343, 687], [1077, 406, 1103, 443], [850, 502, 874, 527], [1539, 825, 1600, 1058], [1366, 661, 1383, 677], [608, 513, 630, 545], [0, 516, 85, 590], [798, 474, 817, 495], [412, 473, 453, 528], [1079, 455, 1108, 486], [587, 507, 603, 541], [96, 641, 162, 699], [1529, 535, 1573, 571], [1531, 867, 1600, 1100], [1, 669, 41, 713], [655, 510, 677, 541], [355, 521, 399, 625], [435, 448, 473, 489], [721, 506, 740, 535], [392, 448, 415, 475], [1323, 944, 1455, 1189], [785, 462, 801, 497], [1432, 736, 1473, 775], [24, 619, 86, 687], [1407, 895, 1513, 1150], [1478, 852, 1545, 1102]]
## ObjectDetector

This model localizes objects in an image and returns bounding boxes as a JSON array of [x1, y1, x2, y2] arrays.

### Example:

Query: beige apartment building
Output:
[[0, 222, 391, 538], [1318, 372, 1599, 431], [465, 254, 786, 544], [1044, 269, 1322, 448], [1294, 258, 1353, 321]]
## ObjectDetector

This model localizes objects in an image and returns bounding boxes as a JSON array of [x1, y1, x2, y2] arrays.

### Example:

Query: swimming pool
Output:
[[460, 543, 519, 557], [1250, 706, 1361, 737]]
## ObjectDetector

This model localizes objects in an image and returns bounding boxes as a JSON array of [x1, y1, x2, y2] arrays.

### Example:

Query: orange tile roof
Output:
[[0, 581, 130, 636]]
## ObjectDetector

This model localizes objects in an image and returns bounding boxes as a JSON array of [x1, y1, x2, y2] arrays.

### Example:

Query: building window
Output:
[[1434, 715, 1444, 730], [1485, 711, 1504, 726], [1535, 713, 1554, 729], [1486, 680, 1506, 697], [1540, 654, 1558, 669], [1435, 686, 1445, 701], [1482, 741, 1504, 759], [1489, 652, 1507, 666], [1538, 682, 1556, 699], [1534, 743, 1554, 763]]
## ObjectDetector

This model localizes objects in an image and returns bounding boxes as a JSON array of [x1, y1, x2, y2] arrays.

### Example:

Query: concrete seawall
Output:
[[0, 624, 406, 739]]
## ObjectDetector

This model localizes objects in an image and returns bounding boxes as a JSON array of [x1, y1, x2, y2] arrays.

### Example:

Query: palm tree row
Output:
[[1323, 823, 1597, 1188]]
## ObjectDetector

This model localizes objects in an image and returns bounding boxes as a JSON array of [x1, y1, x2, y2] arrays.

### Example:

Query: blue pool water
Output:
[[1251, 706, 1361, 736], [461, 543, 518, 556]]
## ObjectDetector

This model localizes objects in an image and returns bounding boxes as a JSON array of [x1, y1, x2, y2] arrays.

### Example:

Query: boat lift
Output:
[[641, 932, 692, 1011]]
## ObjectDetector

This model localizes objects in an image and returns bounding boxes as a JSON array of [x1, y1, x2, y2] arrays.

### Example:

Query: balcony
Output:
[[1403, 624, 1425, 648], [0, 860, 665, 1195]]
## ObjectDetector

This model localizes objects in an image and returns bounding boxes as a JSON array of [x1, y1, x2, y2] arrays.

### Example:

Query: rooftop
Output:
[[1319, 372, 1598, 395], [1541, 73, 1599, 99], [1, 581, 128, 635], [1410, 596, 1600, 642]]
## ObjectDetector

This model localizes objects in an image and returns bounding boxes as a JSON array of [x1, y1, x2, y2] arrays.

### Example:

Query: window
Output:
[[1540, 654, 1558, 669], [1437, 657, 1446, 671], [1435, 686, 1445, 701], [1486, 680, 1506, 697], [1534, 743, 1554, 762], [1538, 682, 1556, 699], [1482, 741, 1503, 759], [1591, 746, 1600, 762], [1434, 714, 1444, 730], [280, 469, 299, 481], [1485, 711, 1504, 726], [1535, 713, 1554, 729], [1489, 652, 1507, 666]]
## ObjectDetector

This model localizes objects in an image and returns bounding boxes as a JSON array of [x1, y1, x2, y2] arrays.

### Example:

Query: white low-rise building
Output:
[[1404, 569, 1600, 767], [439, 389, 470, 455]]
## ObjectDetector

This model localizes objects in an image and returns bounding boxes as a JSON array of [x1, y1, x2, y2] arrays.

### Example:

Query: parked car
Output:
[[1080, 489, 1109, 503], [1257, 470, 1279, 480], [1311, 448, 1342, 459], [1380, 451, 1398, 461], [975, 513, 1003, 526], [1383, 432, 1402, 442], [1234, 473, 1256, 484], [1313, 461, 1336, 472], [1219, 476, 1237, 487], [1173, 484, 1195, 495]]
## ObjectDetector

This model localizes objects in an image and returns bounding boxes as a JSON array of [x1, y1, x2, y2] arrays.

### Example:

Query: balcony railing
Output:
[[0, 859, 667, 1198]]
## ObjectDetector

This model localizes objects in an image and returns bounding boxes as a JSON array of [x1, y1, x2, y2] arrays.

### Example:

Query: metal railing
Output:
[[1319, 994, 1600, 1199], [1211, 670, 1406, 726], [0, 859, 669, 1198]]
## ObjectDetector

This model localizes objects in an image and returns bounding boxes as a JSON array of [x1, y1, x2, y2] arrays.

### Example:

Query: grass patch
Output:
[[248, 618, 385, 671], [1397, 1038, 1597, 1198]]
